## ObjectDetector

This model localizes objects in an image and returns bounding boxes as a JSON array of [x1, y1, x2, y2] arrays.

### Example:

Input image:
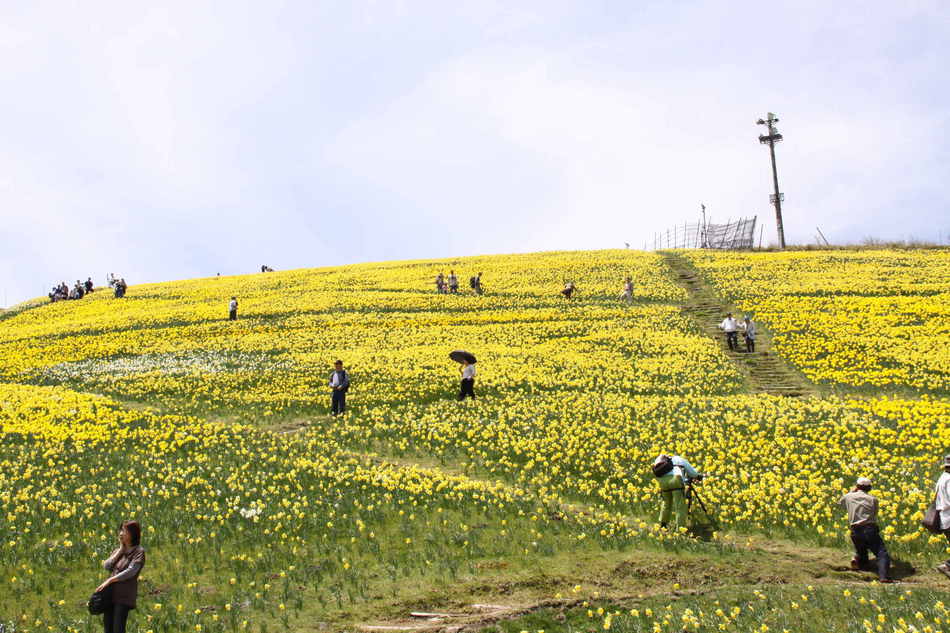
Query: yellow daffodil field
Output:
[[683, 249, 949, 394], [2, 248, 950, 632]]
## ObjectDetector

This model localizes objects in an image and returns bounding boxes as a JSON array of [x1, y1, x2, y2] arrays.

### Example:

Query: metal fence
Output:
[[647, 216, 758, 250]]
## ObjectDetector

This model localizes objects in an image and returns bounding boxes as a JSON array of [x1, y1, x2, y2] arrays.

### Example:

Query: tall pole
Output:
[[700, 203, 708, 248], [758, 112, 786, 249]]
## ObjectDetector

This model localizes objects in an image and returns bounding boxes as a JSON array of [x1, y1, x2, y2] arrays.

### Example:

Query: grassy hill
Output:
[[1, 248, 948, 632]]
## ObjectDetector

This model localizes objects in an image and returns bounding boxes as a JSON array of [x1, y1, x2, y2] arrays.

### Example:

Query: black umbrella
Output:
[[449, 350, 477, 364]]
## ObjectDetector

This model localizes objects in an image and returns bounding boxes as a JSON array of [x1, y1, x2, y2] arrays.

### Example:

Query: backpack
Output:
[[469, 276, 477, 288], [652, 455, 674, 478]]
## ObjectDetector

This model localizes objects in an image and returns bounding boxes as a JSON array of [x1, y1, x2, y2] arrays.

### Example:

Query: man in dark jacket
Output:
[[329, 360, 350, 415]]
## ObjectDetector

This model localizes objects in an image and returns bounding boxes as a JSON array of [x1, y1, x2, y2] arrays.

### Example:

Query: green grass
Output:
[[483, 583, 950, 633]]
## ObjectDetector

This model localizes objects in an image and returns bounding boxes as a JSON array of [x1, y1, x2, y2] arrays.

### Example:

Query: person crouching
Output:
[[839, 476, 893, 583], [652, 454, 700, 529]]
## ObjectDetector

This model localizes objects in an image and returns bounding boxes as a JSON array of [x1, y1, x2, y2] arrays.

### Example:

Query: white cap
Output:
[[856, 477, 872, 487]]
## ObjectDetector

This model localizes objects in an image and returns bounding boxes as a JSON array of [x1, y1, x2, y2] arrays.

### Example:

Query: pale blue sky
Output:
[[2, 1, 948, 306]]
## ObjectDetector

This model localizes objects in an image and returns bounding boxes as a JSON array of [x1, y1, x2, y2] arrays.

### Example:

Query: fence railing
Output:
[[647, 216, 758, 250]]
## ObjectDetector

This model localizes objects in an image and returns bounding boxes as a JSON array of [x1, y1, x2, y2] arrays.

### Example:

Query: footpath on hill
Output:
[[660, 251, 818, 398]]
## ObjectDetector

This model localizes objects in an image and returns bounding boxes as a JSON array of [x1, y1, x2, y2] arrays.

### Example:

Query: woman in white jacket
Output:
[[935, 456, 950, 579]]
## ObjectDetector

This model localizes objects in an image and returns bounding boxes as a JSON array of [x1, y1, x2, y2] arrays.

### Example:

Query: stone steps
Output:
[[661, 251, 818, 399]]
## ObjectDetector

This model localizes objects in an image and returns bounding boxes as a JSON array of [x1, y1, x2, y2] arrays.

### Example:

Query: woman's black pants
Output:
[[459, 378, 475, 400], [103, 604, 131, 633]]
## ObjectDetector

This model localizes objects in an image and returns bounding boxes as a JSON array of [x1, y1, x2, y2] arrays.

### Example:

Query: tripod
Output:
[[684, 478, 719, 531]]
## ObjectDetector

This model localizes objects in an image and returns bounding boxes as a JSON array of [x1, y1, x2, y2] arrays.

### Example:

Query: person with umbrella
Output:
[[450, 351, 477, 401]]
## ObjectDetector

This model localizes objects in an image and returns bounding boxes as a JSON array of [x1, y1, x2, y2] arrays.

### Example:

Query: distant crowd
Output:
[[48, 273, 127, 302], [48, 278, 95, 302]]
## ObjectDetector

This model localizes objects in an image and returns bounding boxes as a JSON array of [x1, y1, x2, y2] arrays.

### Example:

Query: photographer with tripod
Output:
[[652, 454, 698, 529]]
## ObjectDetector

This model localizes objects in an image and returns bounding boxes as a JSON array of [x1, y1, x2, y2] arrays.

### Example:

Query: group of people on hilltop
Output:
[[434, 270, 483, 295], [49, 278, 95, 302], [260, 264, 275, 272], [47, 274, 129, 302], [433, 273, 638, 303], [107, 273, 128, 298]]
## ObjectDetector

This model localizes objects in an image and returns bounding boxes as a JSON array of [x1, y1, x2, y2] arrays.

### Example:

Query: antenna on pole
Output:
[[700, 203, 708, 248], [757, 112, 786, 249]]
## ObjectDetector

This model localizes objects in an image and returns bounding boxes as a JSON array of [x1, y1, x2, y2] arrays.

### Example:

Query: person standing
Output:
[[228, 296, 238, 320], [470, 272, 483, 295], [329, 360, 350, 415], [85, 277, 95, 293], [718, 313, 739, 351], [459, 359, 475, 400], [560, 281, 576, 300], [435, 272, 445, 294], [935, 457, 950, 579], [448, 270, 459, 294], [838, 477, 893, 582], [97, 520, 146, 633], [621, 277, 634, 304], [742, 316, 756, 353]]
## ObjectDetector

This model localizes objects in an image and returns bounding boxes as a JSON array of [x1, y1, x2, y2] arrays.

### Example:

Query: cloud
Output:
[[2, 1, 948, 306]]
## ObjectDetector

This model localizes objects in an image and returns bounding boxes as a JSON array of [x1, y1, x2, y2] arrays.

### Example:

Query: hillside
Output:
[[1, 248, 949, 632]]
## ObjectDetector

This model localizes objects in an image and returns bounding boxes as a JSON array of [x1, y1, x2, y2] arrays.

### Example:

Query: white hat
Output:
[[856, 477, 872, 487]]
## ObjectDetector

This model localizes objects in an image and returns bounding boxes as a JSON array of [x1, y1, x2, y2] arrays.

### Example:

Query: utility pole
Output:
[[700, 203, 708, 248], [757, 112, 786, 249]]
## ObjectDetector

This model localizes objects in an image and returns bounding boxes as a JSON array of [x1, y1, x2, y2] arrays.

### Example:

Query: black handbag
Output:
[[88, 585, 113, 614]]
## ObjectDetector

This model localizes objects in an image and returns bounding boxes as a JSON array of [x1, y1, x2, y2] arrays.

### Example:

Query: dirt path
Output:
[[661, 251, 818, 398]]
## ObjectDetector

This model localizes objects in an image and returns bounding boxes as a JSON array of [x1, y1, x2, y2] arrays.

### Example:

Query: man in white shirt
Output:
[[718, 313, 739, 351], [228, 297, 238, 321], [935, 456, 950, 579]]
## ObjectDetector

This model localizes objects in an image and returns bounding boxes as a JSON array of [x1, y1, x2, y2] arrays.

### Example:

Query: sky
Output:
[[1, 1, 948, 307]]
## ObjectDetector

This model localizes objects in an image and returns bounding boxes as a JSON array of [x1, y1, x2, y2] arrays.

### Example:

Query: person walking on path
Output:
[[742, 315, 756, 353], [652, 454, 700, 529], [459, 359, 476, 401], [448, 270, 459, 294], [718, 313, 739, 351], [329, 360, 350, 415], [621, 277, 634, 304], [97, 520, 145, 633], [839, 477, 893, 582], [934, 457, 950, 579], [228, 296, 238, 321]]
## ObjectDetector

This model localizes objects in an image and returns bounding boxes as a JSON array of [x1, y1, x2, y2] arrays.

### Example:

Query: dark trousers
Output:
[[331, 389, 346, 415], [103, 604, 131, 633], [229, 309, 237, 320], [459, 378, 475, 400], [745, 335, 755, 353], [850, 524, 890, 580], [725, 331, 738, 350]]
